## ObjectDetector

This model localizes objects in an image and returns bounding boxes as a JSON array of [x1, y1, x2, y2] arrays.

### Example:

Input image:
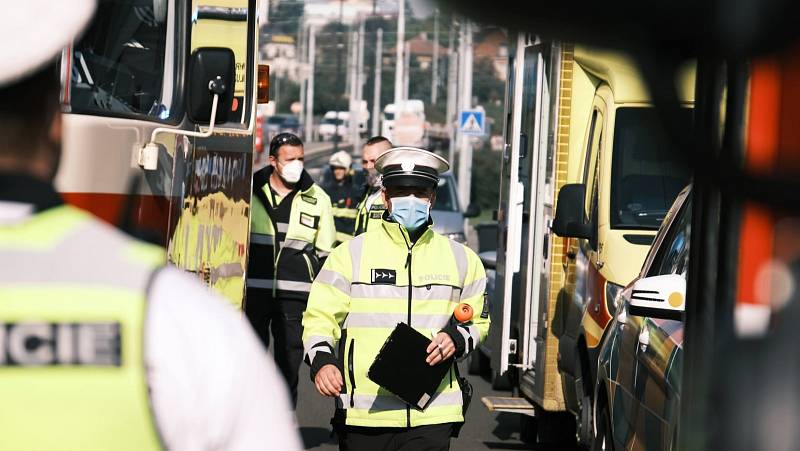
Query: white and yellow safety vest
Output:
[[303, 218, 490, 428], [0, 203, 163, 450], [247, 167, 336, 303]]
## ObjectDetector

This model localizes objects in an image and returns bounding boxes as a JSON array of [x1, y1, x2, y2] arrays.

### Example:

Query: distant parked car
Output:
[[318, 111, 349, 141], [430, 172, 480, 243], [264, 114, 302, 141]]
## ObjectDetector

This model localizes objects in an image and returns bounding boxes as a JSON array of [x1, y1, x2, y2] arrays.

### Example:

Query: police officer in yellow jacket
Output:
[[353, 136, 393, 235], [247, 132, 336, 407], [0, 2, 301, 449], [303, 147, 490, 450]]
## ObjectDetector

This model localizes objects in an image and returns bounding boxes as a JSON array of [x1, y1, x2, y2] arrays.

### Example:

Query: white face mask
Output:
[[279, 160, 303, 184]]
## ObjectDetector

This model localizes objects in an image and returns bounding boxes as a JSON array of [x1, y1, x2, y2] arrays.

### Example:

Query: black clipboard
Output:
[[367, 322, 453, 411]]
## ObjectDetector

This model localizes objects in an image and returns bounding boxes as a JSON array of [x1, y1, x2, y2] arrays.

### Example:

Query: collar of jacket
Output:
[[379, 210, 434, 247], [253, 165, 315, 194], [0, 172, 63, 212]]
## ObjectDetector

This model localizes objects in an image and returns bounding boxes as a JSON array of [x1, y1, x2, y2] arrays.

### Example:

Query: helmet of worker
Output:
[[329, 150, 352, 169], [375, 147, 449, 231]]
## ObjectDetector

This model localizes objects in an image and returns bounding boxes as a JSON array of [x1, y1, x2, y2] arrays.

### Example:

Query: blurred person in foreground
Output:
[[353, 136, 393, 235], [0, 2, 301, 449]]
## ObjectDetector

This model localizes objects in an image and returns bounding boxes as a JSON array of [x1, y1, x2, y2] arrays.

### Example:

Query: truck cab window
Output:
[[68, 0, 173, 120], [610, 107, 692, 229]]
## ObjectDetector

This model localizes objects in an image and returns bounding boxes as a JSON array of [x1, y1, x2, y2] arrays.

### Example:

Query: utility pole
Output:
[[431, 9, 439, 105], [457, 20, 473, 209], [403, 40, 410, 101], [305, 25, 316, 143], [393, 0, 405, 106], [353, 18, 365, 150], [334, 0, 344, 152], [298, 21, 306, 132], [349, 30, 360, 147], [372, 28, 383, 137], [446, 21, 457, 165]]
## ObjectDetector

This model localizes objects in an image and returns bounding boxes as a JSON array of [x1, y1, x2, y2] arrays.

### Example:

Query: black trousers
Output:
[[337, 424, 453, 451], [245, 297, 306, 408]]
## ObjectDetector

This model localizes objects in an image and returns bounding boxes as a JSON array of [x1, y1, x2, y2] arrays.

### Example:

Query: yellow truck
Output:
[[482, 35, 693, 447]]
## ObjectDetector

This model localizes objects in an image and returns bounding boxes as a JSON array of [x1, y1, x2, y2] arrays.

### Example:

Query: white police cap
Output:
[[0, 1, 96, 88], [375, 147, 450, 188]]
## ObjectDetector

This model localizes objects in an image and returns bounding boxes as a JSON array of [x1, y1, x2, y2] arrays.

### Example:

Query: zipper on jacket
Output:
[[347, 338, 356, 408], [400, 224, 416, 427], [302, 253, 315, 281]]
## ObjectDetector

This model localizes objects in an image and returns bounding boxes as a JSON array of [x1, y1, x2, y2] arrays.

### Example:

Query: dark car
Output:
[[264, 114, 302, 141], [594, 185, 692, 451]]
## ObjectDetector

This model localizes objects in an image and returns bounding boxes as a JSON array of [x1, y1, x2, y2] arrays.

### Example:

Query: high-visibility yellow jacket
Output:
[[247, 167, 336, 302], [354, 188, 386, 235], [0, 203, 163, 450], [302, 218, 490, 428]]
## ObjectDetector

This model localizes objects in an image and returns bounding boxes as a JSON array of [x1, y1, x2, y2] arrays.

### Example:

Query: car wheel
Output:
[[537, 409, 578, 449], [592, 398, 613, 451], [520, 414, 538, 443], [491, 369, 512, 390], [578, 394, 594, 449]]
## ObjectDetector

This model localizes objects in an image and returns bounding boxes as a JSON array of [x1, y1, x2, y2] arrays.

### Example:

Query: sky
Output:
[[302, 0, 436, 23]]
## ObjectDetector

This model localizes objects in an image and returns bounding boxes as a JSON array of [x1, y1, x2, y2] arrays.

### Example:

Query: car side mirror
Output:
[[552, 183, 592, 239], [465, 203, 481, 218], [187, 47, 236, 124], [479, 250, 497, 270], [628, 274, 686, 321]]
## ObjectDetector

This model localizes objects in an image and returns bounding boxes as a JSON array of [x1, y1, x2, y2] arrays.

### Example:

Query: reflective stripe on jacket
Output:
[[247, 167, 336, 302], [354, 189, 386, 236], [302, 218, 490, 428], [0, 205, 163, 450]]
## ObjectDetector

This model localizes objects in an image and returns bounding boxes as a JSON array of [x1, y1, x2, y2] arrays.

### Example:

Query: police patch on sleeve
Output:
[[371, 269, 397, 285], [0, 322, 121, 366], [299, 212, 319, 229]]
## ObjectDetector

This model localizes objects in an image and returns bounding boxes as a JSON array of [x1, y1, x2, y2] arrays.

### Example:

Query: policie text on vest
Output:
[[0, 322, 121, 366]]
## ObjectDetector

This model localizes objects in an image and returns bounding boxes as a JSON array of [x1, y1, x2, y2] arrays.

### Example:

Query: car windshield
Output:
[[323, 118, 344, 125], [433, 176, 458, 212], [384, 112, 395, 120], [610, 107, 692, 229]]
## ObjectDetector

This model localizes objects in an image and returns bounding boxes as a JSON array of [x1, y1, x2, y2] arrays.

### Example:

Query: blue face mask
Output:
[[390, 195, 430, 232]]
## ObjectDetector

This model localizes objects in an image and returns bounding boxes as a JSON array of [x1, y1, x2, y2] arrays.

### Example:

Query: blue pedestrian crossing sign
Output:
[[459, 110, 485, 136]]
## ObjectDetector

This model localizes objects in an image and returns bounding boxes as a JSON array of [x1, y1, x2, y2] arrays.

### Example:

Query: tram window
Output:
[[610, 107, 692, 229], [68, 0, 174, 121]]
